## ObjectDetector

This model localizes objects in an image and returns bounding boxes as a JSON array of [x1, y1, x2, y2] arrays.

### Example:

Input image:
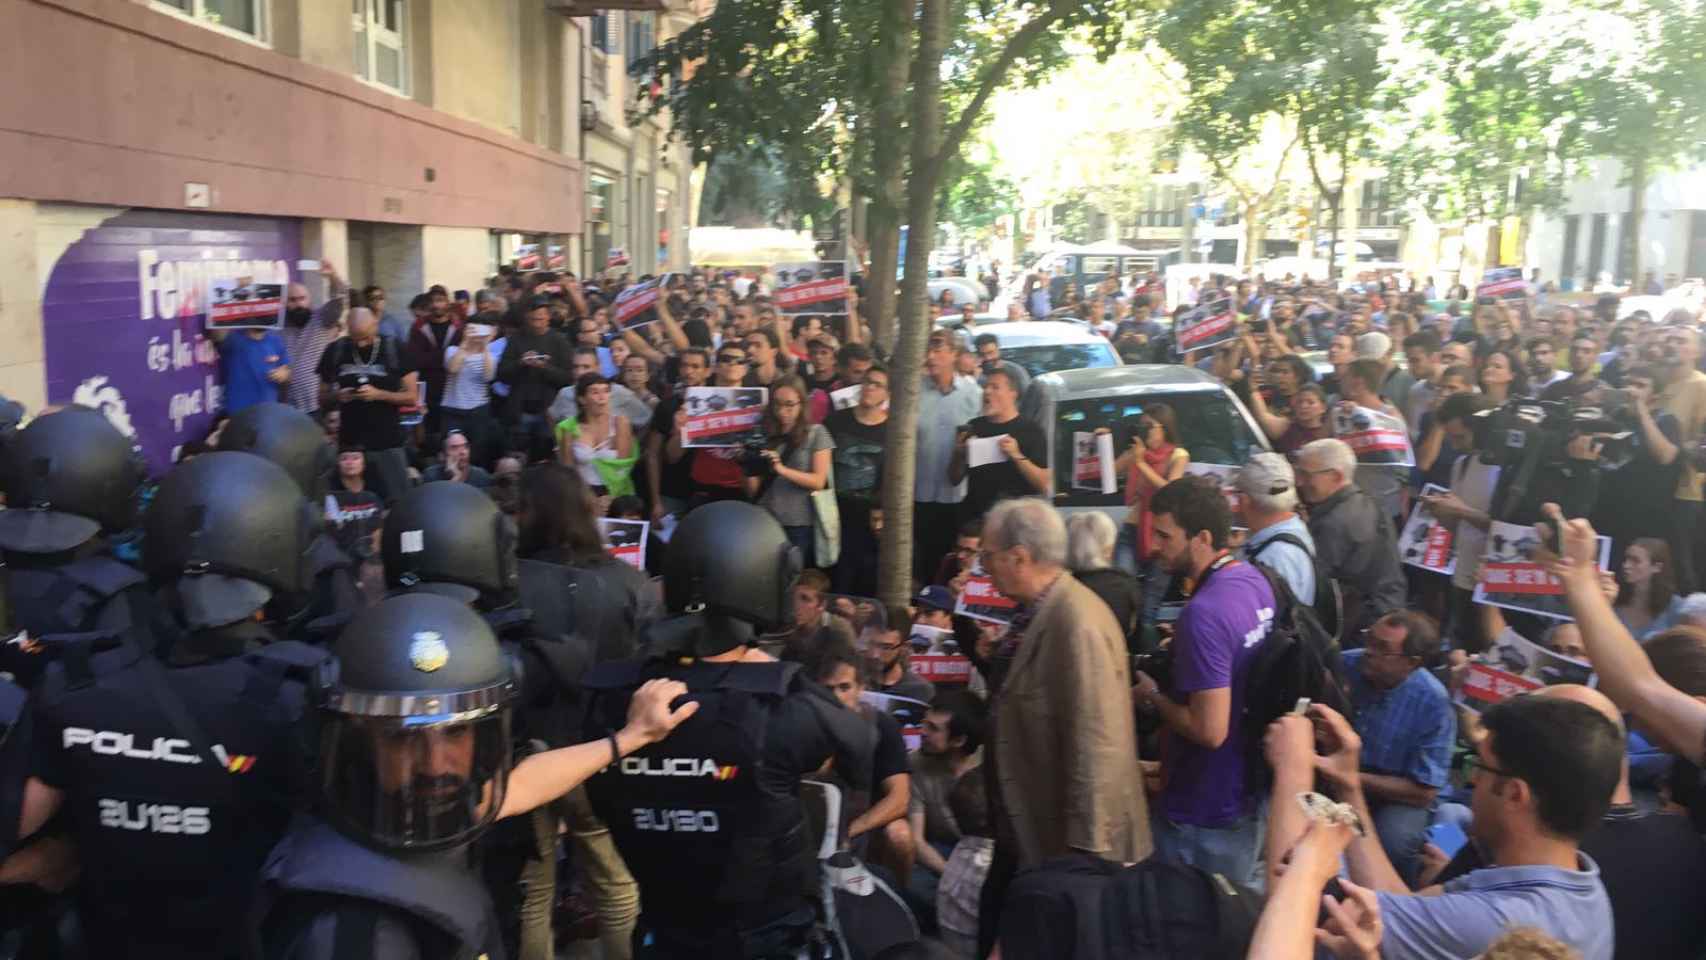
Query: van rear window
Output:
[[1050, 392, 1260, 507]]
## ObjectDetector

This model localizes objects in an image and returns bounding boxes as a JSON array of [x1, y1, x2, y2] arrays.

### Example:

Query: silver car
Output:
[[944, 321, 1120, 379], [1022, 365, 1271, 521]]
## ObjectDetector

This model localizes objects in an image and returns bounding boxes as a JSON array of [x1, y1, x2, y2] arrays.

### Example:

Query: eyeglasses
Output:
[[718, 355, 748, 365], [1464, 753, 1516, 784]]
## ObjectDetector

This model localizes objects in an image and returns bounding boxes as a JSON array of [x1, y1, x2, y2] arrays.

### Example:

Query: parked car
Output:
[[1022, 365, 1270, 518], [943, 321, 1120, 379]]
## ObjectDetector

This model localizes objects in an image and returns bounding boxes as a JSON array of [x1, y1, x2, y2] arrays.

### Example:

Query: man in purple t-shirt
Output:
[[1133, 475, 1276, 885]]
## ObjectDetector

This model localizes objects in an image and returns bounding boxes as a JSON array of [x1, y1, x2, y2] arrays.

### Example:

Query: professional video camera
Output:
[[1473, 398, 1635, 472]]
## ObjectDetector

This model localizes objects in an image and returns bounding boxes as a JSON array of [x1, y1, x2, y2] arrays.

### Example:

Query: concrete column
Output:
[[421, 226, 497, 294], [0, 200, 46, 411]]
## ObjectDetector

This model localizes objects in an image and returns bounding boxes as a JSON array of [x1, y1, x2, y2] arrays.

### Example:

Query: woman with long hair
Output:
[[1253, 383, 1332, 456], [1615, 537, 1686, 639], [556, 372, 634, 502], [746, 376, 834, 567], [1109, 402, 1190, 574], [1478, 348, 1527, 405]]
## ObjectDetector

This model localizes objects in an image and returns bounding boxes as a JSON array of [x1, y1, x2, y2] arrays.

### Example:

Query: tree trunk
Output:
[[864, 0, 912, 351], [1628, 153, 1647, 288], [1242, 201, 1261, 271], [1326, 189, 1343, 282], [876, 0, 948, 609]]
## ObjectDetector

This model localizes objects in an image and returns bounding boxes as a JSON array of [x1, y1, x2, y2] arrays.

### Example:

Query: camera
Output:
[[737, 437, 776, 478], [1473, 399, 1633, 471], [1131, 649, 1173, 691]]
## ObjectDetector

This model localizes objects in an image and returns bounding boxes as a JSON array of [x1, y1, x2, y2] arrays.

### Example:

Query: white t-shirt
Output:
[[1450, 453, 1502, 591]]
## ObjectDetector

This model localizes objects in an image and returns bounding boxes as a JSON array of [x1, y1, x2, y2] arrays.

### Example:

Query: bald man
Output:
[[278, 260, 347, 413], [1438, 685, 1706, 960], [315, 306, 418, 503]]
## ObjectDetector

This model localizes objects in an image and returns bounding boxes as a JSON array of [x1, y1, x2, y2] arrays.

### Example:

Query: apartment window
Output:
[[1359, 178, 1400, 228], [591, 11, 617, 54], [627, 14, 656, 69], [153, 0, 266, 43], [353, 0, 408, 94]]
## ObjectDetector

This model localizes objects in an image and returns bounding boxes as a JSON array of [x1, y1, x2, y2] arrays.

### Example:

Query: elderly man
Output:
[[1296, 438, 1406, 642], [975, 497, 1148, 956], [314, 307, 418, 503], [1341, 610, 1454, 885], [914, 330, 983, 582], [1235, 452, 1316, 605], [279, 261, 347, 413]]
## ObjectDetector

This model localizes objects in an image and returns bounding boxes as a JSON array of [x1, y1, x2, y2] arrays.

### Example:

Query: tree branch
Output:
[[932, 7, 1066, 178]]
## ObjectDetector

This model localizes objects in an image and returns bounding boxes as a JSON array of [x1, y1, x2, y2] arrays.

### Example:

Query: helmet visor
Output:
[[319, 708, 511, 851]]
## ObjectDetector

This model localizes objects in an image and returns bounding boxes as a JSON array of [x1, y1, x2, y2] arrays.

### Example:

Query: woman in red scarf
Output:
[[1111, 402, 1190, 570]]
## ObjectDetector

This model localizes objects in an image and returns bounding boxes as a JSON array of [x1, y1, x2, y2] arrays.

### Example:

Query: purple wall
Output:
[[41, 209, 302, 474]]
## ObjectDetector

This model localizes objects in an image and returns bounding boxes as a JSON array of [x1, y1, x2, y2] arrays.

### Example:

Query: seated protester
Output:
[[905, 690, 987, 929], [1264, 697, 1621, 960], [775, 568, 856, 661], [936, 765, 994, 960], [1342, 611, 1455, 886], [862, 606, 937, 706], [805, 643, 914, 884], [419, 428, 492, 488], [326, 443, 383, 562], [948, 368, 1050, 525], [1432, 682, 1706, 960]]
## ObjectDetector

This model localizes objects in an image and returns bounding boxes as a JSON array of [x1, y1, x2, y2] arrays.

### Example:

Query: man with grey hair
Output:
[[1678, 592, 1706, 629], [1235, 452, 1316, 604], [1296, 438, 1405, 641], [975, 497, 1149, 955], [1065, 511, 1141, 645], [315, 306, 418, 502]]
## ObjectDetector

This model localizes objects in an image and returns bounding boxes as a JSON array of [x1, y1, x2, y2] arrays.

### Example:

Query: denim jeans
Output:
[[1150, 804, 1267, 892], [1371, 800, 1434, 888]]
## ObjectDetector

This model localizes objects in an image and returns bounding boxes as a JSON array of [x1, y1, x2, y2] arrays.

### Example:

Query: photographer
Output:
[[1587, 363, 1681, 558], [1482, 401, 1602, 527], [745, 376, 833, 567]]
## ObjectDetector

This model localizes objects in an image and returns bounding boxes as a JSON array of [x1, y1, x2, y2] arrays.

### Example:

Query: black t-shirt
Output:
[[1590, 409, 1682, 542], [824, 408, 887, 500], [650, 393, 696, 500], [872, 709, 908, 784], [324, 488, 383, 559], [960, 414, 1049, 523], [316, 336, 416, 450]]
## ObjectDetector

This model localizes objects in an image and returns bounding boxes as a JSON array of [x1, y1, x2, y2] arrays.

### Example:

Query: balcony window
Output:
[[152, 0, 267, 44], [353, 0, 409, 94]]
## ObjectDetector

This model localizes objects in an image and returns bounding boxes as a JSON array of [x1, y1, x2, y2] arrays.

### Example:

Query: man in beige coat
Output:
[[974, 497, 1150, 955]]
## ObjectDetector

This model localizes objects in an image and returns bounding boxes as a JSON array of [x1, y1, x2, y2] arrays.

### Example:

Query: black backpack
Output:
[[1246, 531, 1343, 644], [1235, 559, 1353, 792], [998, 854, 1258, 960]]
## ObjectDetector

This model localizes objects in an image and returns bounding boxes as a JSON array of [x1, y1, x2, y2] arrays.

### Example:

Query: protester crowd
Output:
[[5, 251, 1706, 960]]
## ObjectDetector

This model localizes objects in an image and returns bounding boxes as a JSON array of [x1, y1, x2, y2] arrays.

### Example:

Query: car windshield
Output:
[[1002, 342, 1117, 377], [1049, 390, 1261, 507]]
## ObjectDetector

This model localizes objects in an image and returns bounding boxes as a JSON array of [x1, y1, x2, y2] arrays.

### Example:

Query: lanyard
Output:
[[1183, 550, 1237, 598]]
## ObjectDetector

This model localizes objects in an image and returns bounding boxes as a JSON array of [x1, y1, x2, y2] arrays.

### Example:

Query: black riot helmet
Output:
[[0, 406, 143, 555], [143, 451, 315, 630], [216, 402, 335, 500], [381, 481, 519, 607], [653, 500, 800, 656], [314, 593, 516, 851]]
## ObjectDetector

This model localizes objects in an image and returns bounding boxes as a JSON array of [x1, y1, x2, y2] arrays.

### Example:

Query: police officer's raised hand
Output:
[[625, 678, 699, 746]]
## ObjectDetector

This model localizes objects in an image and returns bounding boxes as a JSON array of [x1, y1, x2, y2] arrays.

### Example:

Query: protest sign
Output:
[[680, 386, 767, 447], [1071, 431, 1117, 494], [1461, 627, 1595, 709], [1399, 483, 1456, 575], [955, 563, 1017, 624], [829, 383, 864, 412], [606, 247, 630, 268], [1174, 296, 1237, 354], [598, 518, 649, 571], [1472, 520, 1611, 620], [1476, 266, 1527, 301], [912, 655, 974, 685], [860, 691, 931, 748], [773, 261, 849, 315], [612, 278, 661, 330], [206, 275, 285, 330], [908, 623, 954, 654], [966, 435, 1009, 468], [1331, 404, 1415, 467]]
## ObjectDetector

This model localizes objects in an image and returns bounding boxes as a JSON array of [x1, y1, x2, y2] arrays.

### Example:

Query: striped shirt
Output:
[[278, 295, 347, 413]]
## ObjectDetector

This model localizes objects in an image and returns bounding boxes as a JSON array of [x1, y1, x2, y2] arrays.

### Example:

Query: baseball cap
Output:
[[1354, 331, 1392, 360], [1233, 452, 1295, 498], [914, 585, 954, 613]]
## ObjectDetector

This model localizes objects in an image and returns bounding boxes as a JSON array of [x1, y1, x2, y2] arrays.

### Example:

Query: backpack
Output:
[[998, 854, 1258, 960], [1235, 560, 1353, 793], [1246, 531, 1343, 644]]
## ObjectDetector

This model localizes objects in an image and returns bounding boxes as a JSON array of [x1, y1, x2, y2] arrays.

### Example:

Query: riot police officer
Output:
[[216, 401, 360, 639], [13, 450, 324, 959], [255, 592, 695, 960], [0, 406, 152, 687], [580, 501, 877, 959]]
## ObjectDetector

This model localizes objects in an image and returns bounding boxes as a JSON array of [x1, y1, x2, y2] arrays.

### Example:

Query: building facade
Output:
[[1528, 158, 1706, 291], [0, 0, 607, 469]]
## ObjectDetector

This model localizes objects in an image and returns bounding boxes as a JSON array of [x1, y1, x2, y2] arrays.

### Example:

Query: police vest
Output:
[[31, 631, 321, 952], [1, 554, 149, 686], [257, 814, 505, 960], [582, 658, 816, 935]]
